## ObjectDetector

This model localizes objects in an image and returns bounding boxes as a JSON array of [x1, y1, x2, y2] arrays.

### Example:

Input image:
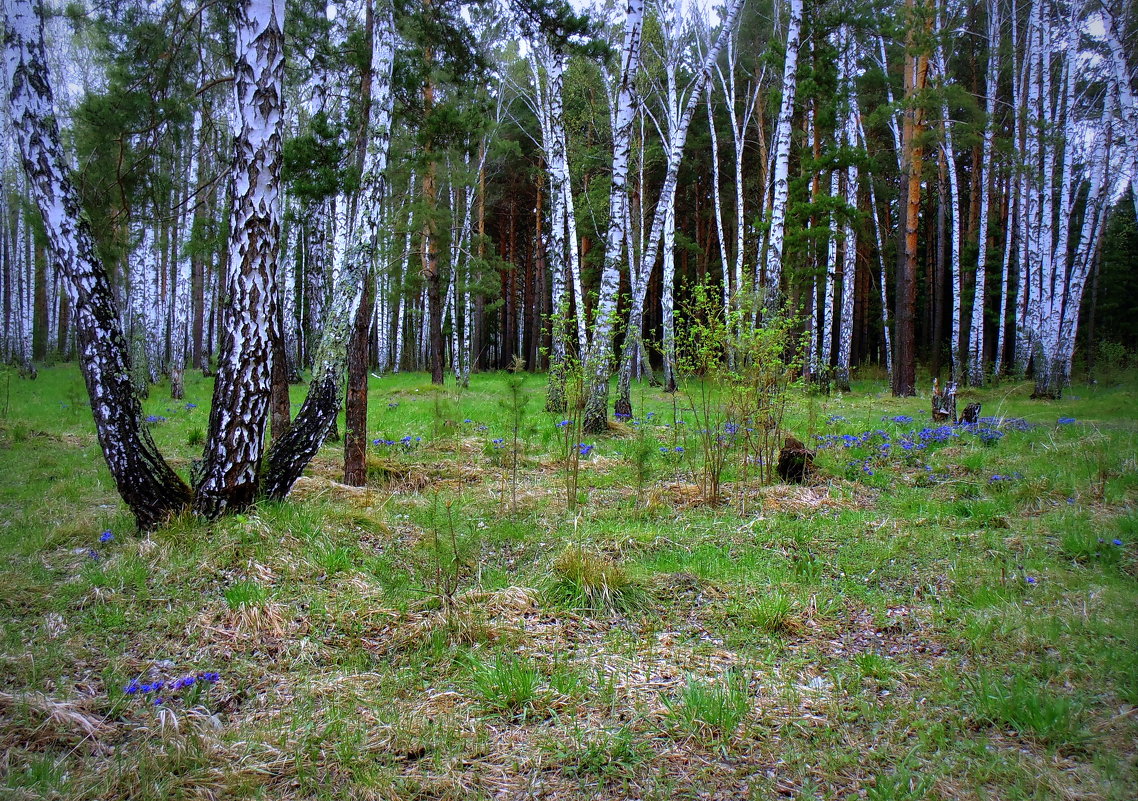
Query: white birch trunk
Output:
[[613, 0, 744, 413], [967, 0, 999, 386], [195, 0, 286, 516], [763, 0, 804, 296], [581, 0, 645, 433]]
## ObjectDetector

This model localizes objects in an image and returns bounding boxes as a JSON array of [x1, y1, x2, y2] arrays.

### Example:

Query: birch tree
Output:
[[762, 0, 804, 297], [4, 0, 191, 528], [193, 0, 285, 517], [265, 0, 395, 498], [612, 0, 744, 418], [581, 0, 644, 434], [967, 0, 999, 386]]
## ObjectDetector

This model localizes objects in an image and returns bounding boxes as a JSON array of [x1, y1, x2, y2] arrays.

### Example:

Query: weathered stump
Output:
[[777, 436, 816, 484], [931, 378, 957, 423], [959, 402, 981, 425]]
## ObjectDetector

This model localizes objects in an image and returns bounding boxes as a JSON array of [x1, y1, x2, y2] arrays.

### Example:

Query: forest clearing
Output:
[[0, 367, 1135, 799], [3, 0, 1138, 796]]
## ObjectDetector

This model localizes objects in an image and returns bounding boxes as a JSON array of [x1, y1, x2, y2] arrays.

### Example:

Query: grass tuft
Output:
[[548, 547, 650, 613], [663, 671, 751, 739]]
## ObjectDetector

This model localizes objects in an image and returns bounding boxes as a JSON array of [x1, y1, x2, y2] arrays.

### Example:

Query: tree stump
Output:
[[959, 402, 981, 425], [931, 378, 957, 423], [777, 436, 816, 483]]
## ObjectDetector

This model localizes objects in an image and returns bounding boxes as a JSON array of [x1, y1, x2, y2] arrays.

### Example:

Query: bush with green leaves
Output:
[[675, 280, 801, 504]]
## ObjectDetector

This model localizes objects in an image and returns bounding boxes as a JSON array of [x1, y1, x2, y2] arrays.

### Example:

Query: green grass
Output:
[[0, 365, 1135, 799]]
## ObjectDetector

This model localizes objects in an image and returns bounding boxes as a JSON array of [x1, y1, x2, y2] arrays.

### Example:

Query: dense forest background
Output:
[[3, 0, 1136, 397]]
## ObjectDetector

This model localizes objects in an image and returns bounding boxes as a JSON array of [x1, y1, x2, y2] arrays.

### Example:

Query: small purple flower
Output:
[[889, 415, 913, 424], [674, 446, 684, 453], [144, 415, 167, 424], [556, 420, 571, 428], [578, 443, 594, 458], [153, 697, 163, 705], [185, 403, 197, 410], [463, 419, 473, 424], [1112, 539, 1123, 547], [87, 549, 99, 560], [125, 681, 140, 695], [1057, 417, 1076, 424], [100, 530, 114, 543], [387, 402, 399, 408], [1026, 576, 1037, 584]]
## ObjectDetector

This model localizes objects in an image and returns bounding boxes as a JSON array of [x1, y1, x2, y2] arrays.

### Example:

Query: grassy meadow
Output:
[[0, 365, 1136, 800]]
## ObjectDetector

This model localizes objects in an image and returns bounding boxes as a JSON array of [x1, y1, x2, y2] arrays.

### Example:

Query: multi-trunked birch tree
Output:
[[4, 0, 395, 527]]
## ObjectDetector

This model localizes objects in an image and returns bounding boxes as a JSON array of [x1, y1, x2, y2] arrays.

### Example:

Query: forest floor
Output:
[[0, 366, 1136, 800]]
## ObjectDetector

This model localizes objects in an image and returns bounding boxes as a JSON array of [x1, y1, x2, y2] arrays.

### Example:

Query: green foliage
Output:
[[557, 726, 651, 781], [1, 368, 1137, 799], [224, 580, 269, 610], [465, 654, 543, 717], [967, 671, 1087, 749], [548, 547, 648, 614], [739, 591, 795, 635], [283, 112, 359, 203], [675, 279, 801, 503], [663, 672, 751, 739]]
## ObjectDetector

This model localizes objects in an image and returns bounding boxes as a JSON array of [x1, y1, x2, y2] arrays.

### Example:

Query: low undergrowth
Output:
[[0, 366, 1135, 800]]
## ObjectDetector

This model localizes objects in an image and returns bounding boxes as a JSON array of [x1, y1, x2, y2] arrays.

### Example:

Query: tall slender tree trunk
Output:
[[194, 0, 285, 518], [5, 0, 191, 528], [265, 0, 394, 497], [763, 0, 804, 299], [581, 0, 644, 434], [893, 0, 931, 397]]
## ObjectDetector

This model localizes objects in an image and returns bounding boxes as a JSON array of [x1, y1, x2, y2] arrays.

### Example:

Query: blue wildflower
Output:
[[1057, 417, 1076, 424], [185, 403, 197, 410], [675, 446, 684, 453], [1026, 576, 1037, 584], [463, 419, 473, 424], [1113, 539, 1123, 547], [154, 698, 163, 705], [578, 443, 594, 458], [889, 415, 913, 424], [660, 447, 669, 454], [144, 415, 167, 424], [387, 402, 399, 408], [556, 420, 571, 428], [100, 530, 113, 542], [125, 681, 140, 695], [87, 549, 99, 560]]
